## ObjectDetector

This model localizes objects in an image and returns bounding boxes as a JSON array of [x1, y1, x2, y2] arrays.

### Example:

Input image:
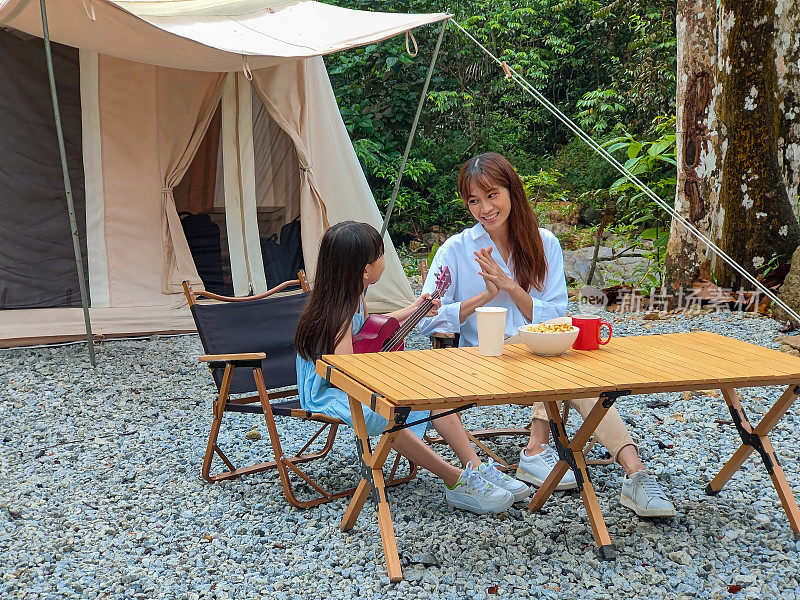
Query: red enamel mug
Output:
[[571, 314, 612, 350]]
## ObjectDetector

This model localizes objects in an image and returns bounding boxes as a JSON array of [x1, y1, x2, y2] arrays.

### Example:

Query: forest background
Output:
[[324, 0, 678, 281]]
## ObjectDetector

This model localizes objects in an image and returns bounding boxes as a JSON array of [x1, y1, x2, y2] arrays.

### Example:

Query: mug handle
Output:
[[598, 320, 612, 345]]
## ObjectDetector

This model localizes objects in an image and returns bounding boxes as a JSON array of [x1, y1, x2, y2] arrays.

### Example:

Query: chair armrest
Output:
[[198, 353, 267, 362], [190, 279, 300, 303], [430, 332, 459, 349]]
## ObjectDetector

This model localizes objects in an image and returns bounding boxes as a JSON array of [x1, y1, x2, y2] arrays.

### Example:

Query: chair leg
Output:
[[386, 453, 417, 486], [201, 411, 226, 482], [202, 364, 239, 482], [202, 366, 417, 506], [251, 368, 416, 508]]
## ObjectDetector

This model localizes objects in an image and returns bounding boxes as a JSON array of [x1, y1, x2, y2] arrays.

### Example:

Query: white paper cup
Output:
[[475, 307, 507, 356]]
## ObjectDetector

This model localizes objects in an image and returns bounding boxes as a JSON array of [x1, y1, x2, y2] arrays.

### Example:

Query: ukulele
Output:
[[352, 266, 452, 353]]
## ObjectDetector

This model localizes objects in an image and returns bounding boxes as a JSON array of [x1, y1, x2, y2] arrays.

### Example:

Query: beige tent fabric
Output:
[[97, 55, 222, 305], [251, 57, 414, 311], [79, 50, 111, 308], [172, 106, 221, 215], [220, 73, 268, 295], [0, 303, 196, 348], [157, 68, 225, 293], [98, 55, 166, 308], [0, 0, 448, 71]]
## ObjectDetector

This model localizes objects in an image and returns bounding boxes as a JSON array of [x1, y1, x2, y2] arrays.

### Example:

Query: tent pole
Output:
[[379, 19, 448, 239], [39, 0, 97, 366]]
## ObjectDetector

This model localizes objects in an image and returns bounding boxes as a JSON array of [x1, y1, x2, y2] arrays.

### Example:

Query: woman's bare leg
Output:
[[524, 418, 550, 455], [616, 444, 646, 476]]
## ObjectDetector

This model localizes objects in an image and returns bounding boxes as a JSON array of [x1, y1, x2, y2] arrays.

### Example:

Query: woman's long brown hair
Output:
[[458, 152, 547, 292], [295, 221, 383, 361]]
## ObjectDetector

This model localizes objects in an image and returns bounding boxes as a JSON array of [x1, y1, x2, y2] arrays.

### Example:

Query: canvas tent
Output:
[[0, 0, 448, 347]]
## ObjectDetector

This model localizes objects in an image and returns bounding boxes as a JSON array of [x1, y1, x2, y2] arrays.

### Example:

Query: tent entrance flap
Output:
[[0, 29, 90, 310], [173, 104, 235, 296], [251, 84, 303, 290], [176, 75, 305, 296]]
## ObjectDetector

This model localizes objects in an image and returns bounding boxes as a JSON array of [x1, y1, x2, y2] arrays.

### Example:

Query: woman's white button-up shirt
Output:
[[419, 223, 568, 347]]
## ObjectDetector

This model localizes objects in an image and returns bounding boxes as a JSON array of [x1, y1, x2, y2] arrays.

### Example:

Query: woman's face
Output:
[[465, 181, 512, 234], [363, 254, 386, 285]]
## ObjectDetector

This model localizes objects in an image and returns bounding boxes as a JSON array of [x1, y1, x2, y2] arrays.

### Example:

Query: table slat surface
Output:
[[317, 332, 800, 406]]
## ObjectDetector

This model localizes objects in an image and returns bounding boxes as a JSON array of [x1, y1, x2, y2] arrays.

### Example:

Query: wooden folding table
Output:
[[316, 331, 800, 581]]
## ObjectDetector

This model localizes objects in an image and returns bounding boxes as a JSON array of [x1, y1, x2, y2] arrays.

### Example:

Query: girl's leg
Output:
[[429, 410, 481, 467], [391, 429, 462, 487]]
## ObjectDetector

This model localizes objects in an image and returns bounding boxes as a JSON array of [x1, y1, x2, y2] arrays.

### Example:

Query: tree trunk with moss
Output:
[[776, 1, 800, 218], [664, 0, 718, 294], [666, 0, 800, 293], [713, 0, 800, 290]]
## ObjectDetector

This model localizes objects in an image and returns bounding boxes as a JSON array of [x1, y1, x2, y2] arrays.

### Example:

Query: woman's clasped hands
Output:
[[474, 247, 516, 299]]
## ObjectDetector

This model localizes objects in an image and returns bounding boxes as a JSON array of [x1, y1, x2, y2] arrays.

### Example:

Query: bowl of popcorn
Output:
[[517, 317, 579, 356]]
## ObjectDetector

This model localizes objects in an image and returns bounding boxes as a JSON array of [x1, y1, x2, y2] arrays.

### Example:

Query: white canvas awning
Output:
[[0, 0, 449, 71]]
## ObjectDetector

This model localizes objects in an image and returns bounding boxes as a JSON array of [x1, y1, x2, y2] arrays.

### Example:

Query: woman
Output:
[[419, 152, 675, 517]]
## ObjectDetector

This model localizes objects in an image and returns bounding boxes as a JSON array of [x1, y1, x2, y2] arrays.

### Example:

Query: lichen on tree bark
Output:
[[714, 0, 800, 290], [775, 0, 800, 218]]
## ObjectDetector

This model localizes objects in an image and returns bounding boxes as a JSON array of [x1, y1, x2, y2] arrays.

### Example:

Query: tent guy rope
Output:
[[449, 18, 800, 324], [380, 18, 449, 240]]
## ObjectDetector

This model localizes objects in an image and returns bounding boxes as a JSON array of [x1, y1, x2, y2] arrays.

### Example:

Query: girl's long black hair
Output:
[[295, 221, 384, 361]]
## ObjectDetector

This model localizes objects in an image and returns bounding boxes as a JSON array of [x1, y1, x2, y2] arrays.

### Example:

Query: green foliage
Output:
[[548, 137, 619, 204], [521, 170, 570, 204], [323, 0, 677, 240], [757, 253, 784, 278], [427, 243, 440, 268], [603, 115, 677, 230], [576, 88, 626, 135]]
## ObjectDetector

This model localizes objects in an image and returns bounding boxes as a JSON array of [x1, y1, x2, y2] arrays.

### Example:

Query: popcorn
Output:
[[524, 323, 576, 334]]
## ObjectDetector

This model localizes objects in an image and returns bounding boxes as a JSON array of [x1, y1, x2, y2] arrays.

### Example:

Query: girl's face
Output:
[[363, 254, 386, 286], [465, 181, 512, 234]]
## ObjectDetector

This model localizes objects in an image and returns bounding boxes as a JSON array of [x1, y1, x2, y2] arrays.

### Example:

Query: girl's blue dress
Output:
[[295, 299, 430, 438]]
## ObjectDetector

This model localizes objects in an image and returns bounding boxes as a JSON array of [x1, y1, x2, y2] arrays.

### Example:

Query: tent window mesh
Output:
[[0, 30, 89, 309]]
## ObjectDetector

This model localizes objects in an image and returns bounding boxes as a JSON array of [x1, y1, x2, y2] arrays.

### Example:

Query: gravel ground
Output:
[[2, 304, 800, 599]]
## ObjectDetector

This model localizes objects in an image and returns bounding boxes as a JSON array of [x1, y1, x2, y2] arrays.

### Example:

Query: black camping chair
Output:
[[183, 274, 416, 508]]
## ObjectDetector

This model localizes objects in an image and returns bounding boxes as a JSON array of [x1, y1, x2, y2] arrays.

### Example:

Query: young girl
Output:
[[419, 153, 675, 517], [295, 221, 530, 514]]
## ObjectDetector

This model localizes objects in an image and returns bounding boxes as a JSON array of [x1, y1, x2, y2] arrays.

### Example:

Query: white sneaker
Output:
[[477, 459, 531, 502], [620, 470, 676, 517], [516, 444, 578, 491], [445, 461, 515, 515]]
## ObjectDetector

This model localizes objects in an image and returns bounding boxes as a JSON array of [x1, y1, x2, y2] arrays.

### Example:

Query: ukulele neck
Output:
[[383, 288, 443, 351]]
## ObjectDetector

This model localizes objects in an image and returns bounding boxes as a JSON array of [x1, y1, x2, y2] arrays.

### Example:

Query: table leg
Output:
[[760, 436, 800, 537], [707, 386, 800, 538], [528, 399, 615, 559], [528, 402, 572, 511], [341, 478, 371, 532], [339, 397, 403, 581]]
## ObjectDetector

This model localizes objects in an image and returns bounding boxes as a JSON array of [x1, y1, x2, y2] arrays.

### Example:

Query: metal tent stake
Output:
[[39, 0, 97, 366]]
